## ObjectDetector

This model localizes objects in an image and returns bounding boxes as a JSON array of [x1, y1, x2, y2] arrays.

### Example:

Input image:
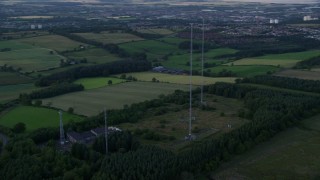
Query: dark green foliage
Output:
[[241, 75, 320, 93], [295, 55, 320, 69], [27, 83, 84, 99], [13, 122, 26, 133]]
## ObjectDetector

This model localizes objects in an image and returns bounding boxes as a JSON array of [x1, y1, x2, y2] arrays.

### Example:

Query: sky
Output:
[[224, 0, 319, 4]]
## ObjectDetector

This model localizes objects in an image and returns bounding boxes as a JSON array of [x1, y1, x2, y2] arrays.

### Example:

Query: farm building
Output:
[[67, 126, 121, 144]]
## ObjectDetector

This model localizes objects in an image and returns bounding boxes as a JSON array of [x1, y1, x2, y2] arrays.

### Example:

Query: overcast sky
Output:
[[224, 0, 318, 3]]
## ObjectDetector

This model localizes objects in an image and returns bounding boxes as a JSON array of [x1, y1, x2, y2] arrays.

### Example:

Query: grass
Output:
[[208, 65, 279, 77], [119, 40, 185, 60], [0, 48, 63, 72], [65, 48, 122, 64], [0, 72, 33, 85], [42, 82, 190, 116], [0, 40, 34, 50], [17, 35, 86, 51], [118, 94, 248, 150], [162, 48, 238, 70], [275, 69, 320, 80], [74, 77, 127, 90], [228, 50, 320, 68], [0, 106, 83, 132], [0, 83, 40, 103], [115, 72, 237, 85], [137, 28, 174, 35], [74, 32, 144, 44], [212, 114, 320, 179]]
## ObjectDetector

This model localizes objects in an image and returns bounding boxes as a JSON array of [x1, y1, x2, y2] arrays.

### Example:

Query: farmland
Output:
[[74, 32, 144, 44], [0, 106, 83, 132], [208, 65, 279, 77], [65, 48, 122, 64], [74, 77, 127, 90], [137, 28, 174, 35], [116, 72, 237, 85], [118, 94, 248, 150], [228, 50, 320, 68], [0, 83, 40, 103], [212, 114, 320, 179], [17, 35, 86, 51], [0, 72, 33, 85], [42, 82, 190, 116], [162, 48, 238, 70], [275, 69, 320, 80]]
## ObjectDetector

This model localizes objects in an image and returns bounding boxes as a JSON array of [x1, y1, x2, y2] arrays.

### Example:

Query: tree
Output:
[[13, 122, 26, 133], [68, 107, 74, 114], [108, 80, 113, 85], [34, 100, 42, 107]]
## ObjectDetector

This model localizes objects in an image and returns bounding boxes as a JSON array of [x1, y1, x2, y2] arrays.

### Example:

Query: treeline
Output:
[[20, 83, 84, 102], [36, 60, 151, 86], [294, 55, 320, 69], [241, 75, 320, 93]]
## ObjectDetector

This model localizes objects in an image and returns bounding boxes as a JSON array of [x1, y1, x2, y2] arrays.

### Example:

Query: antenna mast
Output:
[[104, 108, 108, 155], [59, 110, 65, 145], [189, 23, 193, 137], [201, 18, 205, 104]]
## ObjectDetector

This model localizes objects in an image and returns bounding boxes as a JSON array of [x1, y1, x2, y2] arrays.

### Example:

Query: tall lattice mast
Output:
[[189, 23, 193, 137], [59, 110, 65, 145], [201, 18, 205, 104], [104, 108, 108, 155]]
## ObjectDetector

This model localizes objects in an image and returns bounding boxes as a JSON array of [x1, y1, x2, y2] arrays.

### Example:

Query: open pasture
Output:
[[116, 72, 237, 85], [228, 50, 320, 68], [0, 72, 33, 85], [42, 82, 190, 116], [208, 65, 279, 77], [213, 114, 320, 179], [17, 35, 85, 51], [0, 106, 83, 132], [74, 77, 126, 90], [0, 83, 40, 103], [65, 48, 122, 64], [137, 28, 174, 35], [74, 32, 144, 44], [275, 69, 320, 80]]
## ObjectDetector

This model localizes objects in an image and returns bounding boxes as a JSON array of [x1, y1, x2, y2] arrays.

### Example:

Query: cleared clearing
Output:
[[115, 72, 237, 85], [42, 82, 190, 116], [74, 32, 144, 44], [228, 50, 320, 68], [275, 69, 320, 80]]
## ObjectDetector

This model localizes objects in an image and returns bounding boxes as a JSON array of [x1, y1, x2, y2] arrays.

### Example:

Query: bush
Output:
[[13, 122, 26, 133]]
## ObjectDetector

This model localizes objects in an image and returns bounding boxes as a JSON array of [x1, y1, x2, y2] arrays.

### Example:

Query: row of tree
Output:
[[294, 55, 320, 69]]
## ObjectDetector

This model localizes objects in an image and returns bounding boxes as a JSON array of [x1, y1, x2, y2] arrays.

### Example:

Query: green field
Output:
[[162, 48, 238, 70], [159, 37, 189, 45], [275, 69, 320, 80], [0, 40, 34, 50], [0, 83, 40, 103], [213, 114, 320, 179], [0, 72, 33, 85], [0, 48, 62, 72], [119, 40, 185, 60], [42, 82, 190, 116], [17, 35, 86, 51], [119, 94, 248, 150], [208, 65, 279, 77], [137, 28, 174, 35], [74, 77, 127, 90], [116, 72, 237, 85], [229, 50, 320, 68], [65, 48, 122, 64], [0, 31, 49, 40], [0, 106, 83, 132], [74, 32, 144, 44]]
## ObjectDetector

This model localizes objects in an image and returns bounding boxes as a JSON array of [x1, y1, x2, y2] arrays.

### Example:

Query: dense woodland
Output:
[[294, 55, 320, 69], [1, 77, 320, 179]]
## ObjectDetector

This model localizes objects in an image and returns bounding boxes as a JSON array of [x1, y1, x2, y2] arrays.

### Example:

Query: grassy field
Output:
[[0, 72, 33, 85], [74, 32, 144, 44], [0, 40, 34, 50], [119, 40, 185, 60], [208, 65, 279, 77], [275, 69, 320, 80], [74, 77, 127, 90], [17, 35, 86, 51], [118, 94, 248, 150], [0, 48, 62, 72], [65, 48, 122, 64], [0, 31, 49, 40], [0, 106, 83, 132], [115, 72, 237, 85], [228, 50, 320, 68], [162, 48, 238, 70], [137, 28, 174, 35], [159, 37, 189, 45], [212, 114, 320, 179], [0, 83, 40, 103], [42, 82, 190, 116]]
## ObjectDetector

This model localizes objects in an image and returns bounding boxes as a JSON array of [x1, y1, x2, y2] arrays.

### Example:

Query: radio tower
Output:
[[188, 23, 193, 139], [201, 18, 205, 104], [104, 108, 108, 155], [59, 110, 65, 145]]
